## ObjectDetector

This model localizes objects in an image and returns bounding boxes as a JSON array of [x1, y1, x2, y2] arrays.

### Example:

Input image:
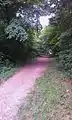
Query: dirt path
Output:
[[19, 58, 72, 120], [0, 57, 48, 120]]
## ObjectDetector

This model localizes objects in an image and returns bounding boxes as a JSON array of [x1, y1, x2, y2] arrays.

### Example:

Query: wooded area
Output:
[[0, 0, 72, 79], [40, 0, 72, 78]]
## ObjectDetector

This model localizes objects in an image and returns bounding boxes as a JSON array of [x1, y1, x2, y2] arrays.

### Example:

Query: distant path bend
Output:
[[0, 57, 48, 120]]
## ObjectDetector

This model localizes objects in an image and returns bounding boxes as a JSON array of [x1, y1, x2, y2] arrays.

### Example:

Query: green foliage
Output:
[[38, 39, 49, 55], [0, 0, 42, 6], [0, 0, 43, 62], [0, 0, 44, 80], [59, 29, 72, 78], [0, 58, 18, 80], [40, 26, 60, 56], [5, 19, 28, 42], [44, 0, 72, 78]]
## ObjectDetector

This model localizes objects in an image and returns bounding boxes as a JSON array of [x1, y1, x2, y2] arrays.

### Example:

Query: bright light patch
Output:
[[39, 16, 49, 28], [51, 4, 55, 8]]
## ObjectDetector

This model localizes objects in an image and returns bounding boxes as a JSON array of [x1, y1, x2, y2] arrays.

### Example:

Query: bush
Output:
[[59, 28, 72, 78], [0, 58, 18, 81]]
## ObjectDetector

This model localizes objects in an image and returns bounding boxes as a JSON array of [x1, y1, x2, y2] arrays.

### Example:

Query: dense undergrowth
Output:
[[0, 59, 19, 82]]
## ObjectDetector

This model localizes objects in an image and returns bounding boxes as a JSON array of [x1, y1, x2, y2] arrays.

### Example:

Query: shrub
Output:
[[59, 28, 72, 78]]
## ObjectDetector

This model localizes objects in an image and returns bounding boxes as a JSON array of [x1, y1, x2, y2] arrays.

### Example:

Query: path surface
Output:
[[0, 57, 48, 120]]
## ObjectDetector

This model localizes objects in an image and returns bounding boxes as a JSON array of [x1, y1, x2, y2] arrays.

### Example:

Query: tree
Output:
[[0, 0, 43, 62], [46, 0, 72, 78]]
